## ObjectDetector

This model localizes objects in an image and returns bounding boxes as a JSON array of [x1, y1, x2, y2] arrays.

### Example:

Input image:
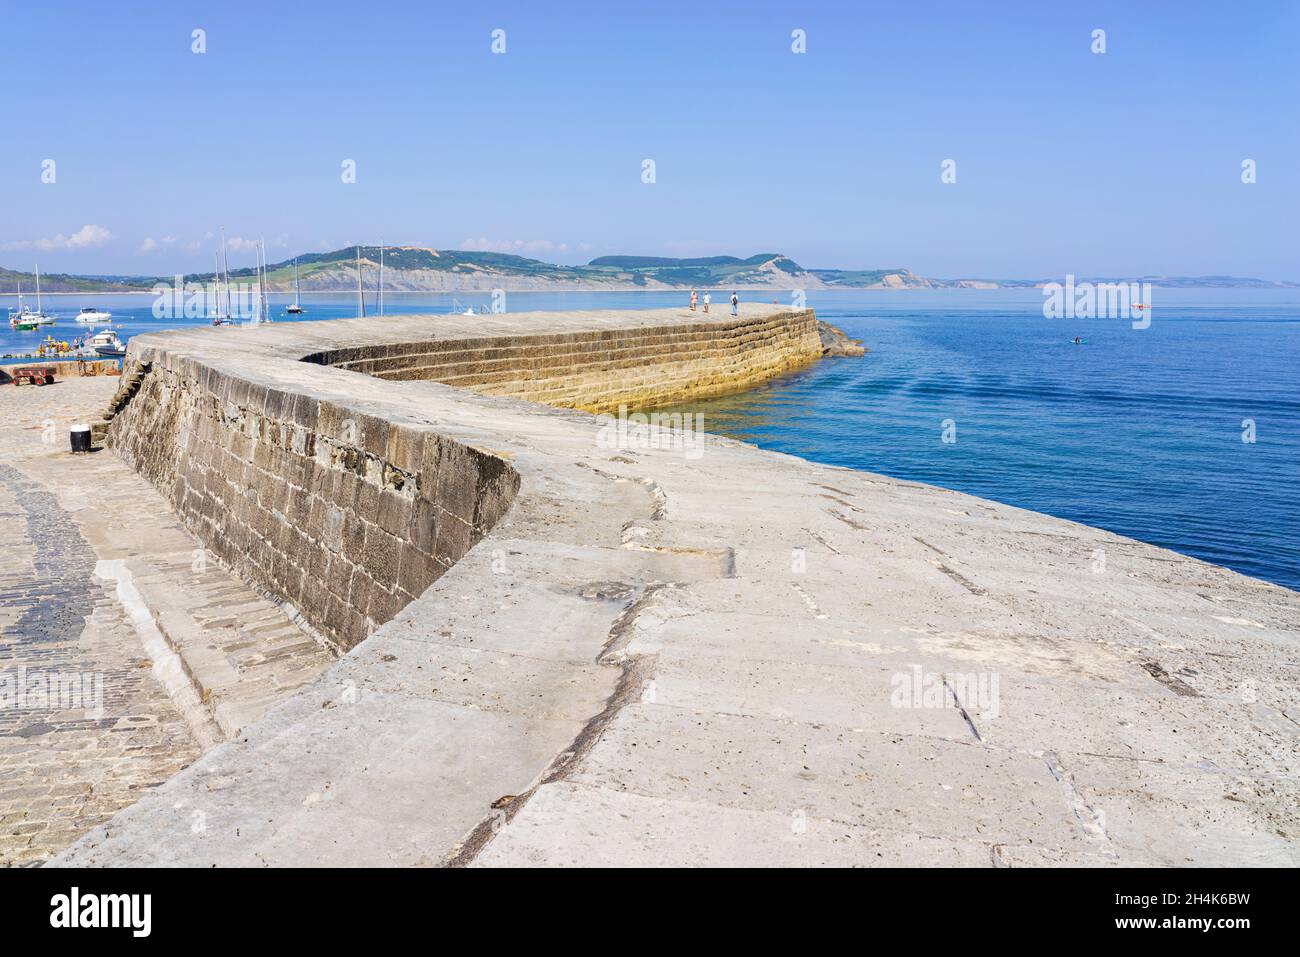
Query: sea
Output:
[[4, 287, 1297, 591]]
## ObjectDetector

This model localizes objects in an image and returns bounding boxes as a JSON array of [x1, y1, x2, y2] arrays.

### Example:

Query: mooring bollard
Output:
[[70, 423, 91, 454]]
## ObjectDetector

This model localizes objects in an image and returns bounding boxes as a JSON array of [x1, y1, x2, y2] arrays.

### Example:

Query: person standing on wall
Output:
[[690, 289, 698, 311], [703, 292, 711, 313], [730, 291, 739, 316]]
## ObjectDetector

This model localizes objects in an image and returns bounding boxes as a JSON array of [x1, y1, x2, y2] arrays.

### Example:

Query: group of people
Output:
[[689, 289, 740, 316]]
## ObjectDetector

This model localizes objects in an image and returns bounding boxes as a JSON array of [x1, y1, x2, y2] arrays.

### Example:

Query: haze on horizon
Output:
[[2, 0, 1296, 281]]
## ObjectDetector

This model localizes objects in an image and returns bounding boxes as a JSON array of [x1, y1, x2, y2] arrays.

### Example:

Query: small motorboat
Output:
[[91, 327, 127, 357], [76, 306, 113, 325]]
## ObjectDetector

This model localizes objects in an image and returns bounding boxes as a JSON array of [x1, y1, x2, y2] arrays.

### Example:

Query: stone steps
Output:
[[91, 362, 150, 444]]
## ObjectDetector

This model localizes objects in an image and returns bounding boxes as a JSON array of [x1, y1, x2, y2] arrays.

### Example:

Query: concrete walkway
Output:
[[45, 311, 1300, 867]]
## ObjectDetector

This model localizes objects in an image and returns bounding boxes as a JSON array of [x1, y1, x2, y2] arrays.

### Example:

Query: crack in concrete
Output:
[[932, 561, 988, 597], [791, 583, 828, 620], [826, 508, 867, 531], [1140, 660, 1202, 697], [1038, 750, 1116, 858], [444, 584, 673, 867], [943, 678, 984, 742]]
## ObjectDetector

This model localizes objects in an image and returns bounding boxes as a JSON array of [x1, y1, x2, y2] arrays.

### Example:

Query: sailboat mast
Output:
[[259, 239, 270, 322], [35, 264, 42, 313], [214, 253, 222, 319], [294, 257, 301, 308], [356, 245, 366, 318], [220, 227, 232, 319], [378, 241, 384, 317]]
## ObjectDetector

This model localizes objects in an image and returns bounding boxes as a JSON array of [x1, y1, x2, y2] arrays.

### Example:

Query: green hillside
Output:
[[0, 266, 155, 293], [8, 248, 1292, 293]]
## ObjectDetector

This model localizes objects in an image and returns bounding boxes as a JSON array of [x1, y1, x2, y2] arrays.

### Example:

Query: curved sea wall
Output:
[[63, 303, 1298, 868], [304, 310, 822, 413], [104, 306, 822, 650]]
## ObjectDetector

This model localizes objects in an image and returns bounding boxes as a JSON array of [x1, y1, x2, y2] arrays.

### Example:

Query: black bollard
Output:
[[70, 424, 92, 454]]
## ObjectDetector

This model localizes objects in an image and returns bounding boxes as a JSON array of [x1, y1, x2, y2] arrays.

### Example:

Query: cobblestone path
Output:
[[0, 463, 200, 866], [0, 376, 333, 865]]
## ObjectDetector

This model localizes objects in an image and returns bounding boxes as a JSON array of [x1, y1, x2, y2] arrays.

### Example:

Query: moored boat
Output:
[[286, 257, 304, 313], [90, 326, 127, 357], [76, 306, 113, 325], [25, 264, 57, 326]]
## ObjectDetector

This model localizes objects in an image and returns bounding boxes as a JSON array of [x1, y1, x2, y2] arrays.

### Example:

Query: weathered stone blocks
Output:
[[105, 308, 818, 652]]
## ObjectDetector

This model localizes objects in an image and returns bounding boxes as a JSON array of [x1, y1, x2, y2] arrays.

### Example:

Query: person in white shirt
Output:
[[703, 292, 711, 313]]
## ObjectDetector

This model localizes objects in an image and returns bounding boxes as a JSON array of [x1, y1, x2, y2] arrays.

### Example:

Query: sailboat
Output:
[[33, 265, 56, 325], [248, 240, 273, 325], [7, 277, 26, 327], [9, 269, 55, 329], [221, 226, 234, 323], [286, 257, 304, 314], [211, 250, 234, 325]]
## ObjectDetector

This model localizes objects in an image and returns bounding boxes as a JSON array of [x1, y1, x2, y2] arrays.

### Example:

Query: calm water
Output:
[[661, 289, 1300, 592], [4, 289, 1297, 590]]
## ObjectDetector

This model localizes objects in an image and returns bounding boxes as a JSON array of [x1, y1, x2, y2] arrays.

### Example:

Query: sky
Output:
[[2, 0, 1297, 279]]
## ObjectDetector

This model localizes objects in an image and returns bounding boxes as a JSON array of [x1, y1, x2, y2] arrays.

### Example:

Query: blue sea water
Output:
[[4, 288, 1297, 590], [662, 289, 1300, 592]]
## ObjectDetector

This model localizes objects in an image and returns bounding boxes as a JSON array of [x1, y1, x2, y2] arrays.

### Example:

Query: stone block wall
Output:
[[107, 360, 519, 651], [106, 308, 822, 653], [304, 310, 822, 413]]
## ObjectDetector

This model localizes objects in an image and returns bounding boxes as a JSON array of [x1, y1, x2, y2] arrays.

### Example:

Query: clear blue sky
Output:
[[3, 0, 1296, 279]]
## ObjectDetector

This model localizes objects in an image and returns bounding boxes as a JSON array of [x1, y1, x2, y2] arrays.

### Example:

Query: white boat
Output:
[[210, 250, 234, 325], [26, 264, 57, 325], [90, 326, 126, 357], [76, 306, 113, 325], [448, 298, 485, 317], [8, 274, 52, 328], [286, 257, 304, 314]]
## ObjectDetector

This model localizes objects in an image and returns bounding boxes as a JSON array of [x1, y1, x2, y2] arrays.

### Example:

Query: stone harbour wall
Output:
[[102, 306, 823, 653], [108, 359, 520, 652], [305, 311, 823, 413]]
